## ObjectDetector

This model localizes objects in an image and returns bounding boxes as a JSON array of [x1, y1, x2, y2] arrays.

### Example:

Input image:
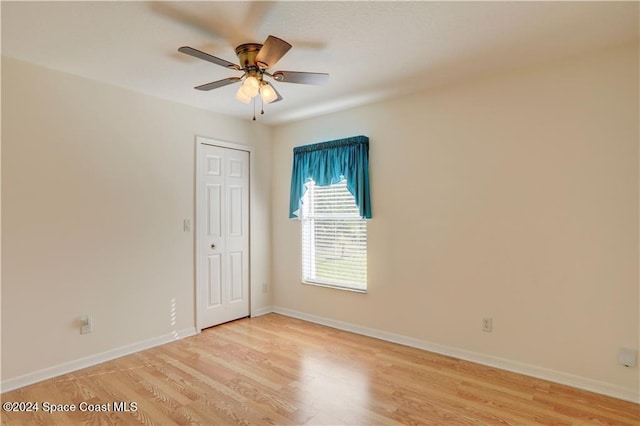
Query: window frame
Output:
[[300, 179, 368, 293]]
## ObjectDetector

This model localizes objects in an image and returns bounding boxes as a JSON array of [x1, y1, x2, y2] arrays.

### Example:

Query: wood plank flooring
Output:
[[1, 313, 638, 425]]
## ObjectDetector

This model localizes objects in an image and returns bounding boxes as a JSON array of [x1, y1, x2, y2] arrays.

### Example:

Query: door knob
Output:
[[211, 243, 216, 249]]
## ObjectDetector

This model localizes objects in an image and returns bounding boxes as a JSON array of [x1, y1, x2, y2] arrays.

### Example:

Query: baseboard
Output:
[[1, 307, 276, 393], [271, 306, 639, 404], [1, 327, 197, 394], [251, 305, 275, 318], [5, 309, 637, 404]]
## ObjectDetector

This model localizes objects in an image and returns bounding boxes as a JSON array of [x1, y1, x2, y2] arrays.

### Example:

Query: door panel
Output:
[[229, 158, 243, 177], [207, 254, 222, 307], [229, 251, 243, 301], [228, 185, 243, 236], [206, 184, 222, 237], [198, 143, 250, 329], [207, 155, 222, 176]]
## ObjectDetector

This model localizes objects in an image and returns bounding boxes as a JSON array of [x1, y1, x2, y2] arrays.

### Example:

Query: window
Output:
[[301, 179, 367, 291], [289, 135, 371, 292]]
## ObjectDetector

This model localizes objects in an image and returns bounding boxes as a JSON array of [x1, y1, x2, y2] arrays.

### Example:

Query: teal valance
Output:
[[289, 135, 371, 219]]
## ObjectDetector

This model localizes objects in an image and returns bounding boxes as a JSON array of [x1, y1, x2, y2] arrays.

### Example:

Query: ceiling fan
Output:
[[178, 35, 329, 119]]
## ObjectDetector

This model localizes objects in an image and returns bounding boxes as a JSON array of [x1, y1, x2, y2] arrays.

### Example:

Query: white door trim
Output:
[[195, 135, 253, 332]]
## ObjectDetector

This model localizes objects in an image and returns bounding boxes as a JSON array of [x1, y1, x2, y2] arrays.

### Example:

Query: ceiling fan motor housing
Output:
[[235, 43, 263, 69]]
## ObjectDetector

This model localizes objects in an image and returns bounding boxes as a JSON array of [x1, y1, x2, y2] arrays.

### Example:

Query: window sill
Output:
[[301, 280, 367, 294]]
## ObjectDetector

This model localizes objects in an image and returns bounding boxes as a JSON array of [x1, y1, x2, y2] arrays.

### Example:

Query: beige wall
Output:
[[2, 42, 638, 397], [271, 43, 639, 393], [1, 57, 272, 380]]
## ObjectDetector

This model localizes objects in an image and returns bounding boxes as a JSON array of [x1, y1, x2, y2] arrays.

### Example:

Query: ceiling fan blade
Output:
[[270, 84, 283, 103], [152, 3, 246, 47], [195, 77, 241, 91], [244, 2, 276, 30], [272, 71, 329, 85], [178, 46, 240, 70], [255, 35, 292, 69]]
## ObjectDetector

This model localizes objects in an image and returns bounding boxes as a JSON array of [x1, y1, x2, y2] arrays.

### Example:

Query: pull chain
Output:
[[252, 97, 256, 121], [261, 96, 265, 115]]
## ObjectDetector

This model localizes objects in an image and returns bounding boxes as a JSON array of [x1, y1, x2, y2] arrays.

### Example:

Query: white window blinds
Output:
[[301, 179, 367, 291]]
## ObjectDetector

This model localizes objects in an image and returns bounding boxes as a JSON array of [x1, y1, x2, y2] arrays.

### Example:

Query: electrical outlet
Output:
[[482, 317, 492, 332], [81, 315, 93, 334], [618, 348, 637, 367], [262, 283, 269, 293]]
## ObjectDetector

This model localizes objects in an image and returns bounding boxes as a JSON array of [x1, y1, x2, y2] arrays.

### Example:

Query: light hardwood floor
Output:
[[1, 313, 638, 425]]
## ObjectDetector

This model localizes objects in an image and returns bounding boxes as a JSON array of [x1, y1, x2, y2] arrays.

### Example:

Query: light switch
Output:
[[183, 219, 191, 232]]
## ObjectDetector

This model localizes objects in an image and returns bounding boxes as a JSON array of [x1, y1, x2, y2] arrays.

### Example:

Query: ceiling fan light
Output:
[[260, 82, 278, 104], [241, 76, 260, 98], [235, 86, 252, 104]]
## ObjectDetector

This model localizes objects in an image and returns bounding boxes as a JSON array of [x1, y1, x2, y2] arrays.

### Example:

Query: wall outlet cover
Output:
[[482, 317, 493, 332], [618, 347, 637, 368]]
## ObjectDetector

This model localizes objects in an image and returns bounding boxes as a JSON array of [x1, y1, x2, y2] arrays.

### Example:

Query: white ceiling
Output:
[[2, 1, 638, 125]]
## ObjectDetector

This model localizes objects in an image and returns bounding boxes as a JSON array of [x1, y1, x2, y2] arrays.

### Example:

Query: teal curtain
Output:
[[289, 135, 371, 219]]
